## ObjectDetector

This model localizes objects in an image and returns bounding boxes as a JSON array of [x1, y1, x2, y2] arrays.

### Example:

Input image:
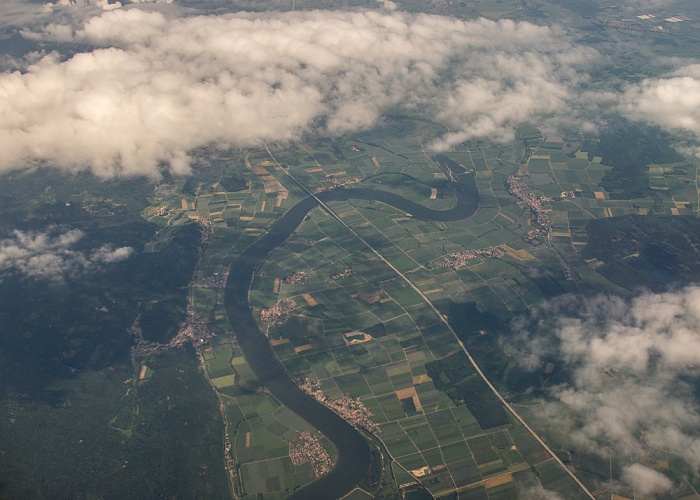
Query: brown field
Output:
[[484, 473, 513, 489], [276, 192, 288, 207], [411, 466, 430, 478], [269, 338, 290, 347], [246, 157, 288, 195], [294, 344, 313, 354], [343, 331, 373, 345], [302, 293, 318, 306], [139, 364, 148, 380], [396, 387, 422, 411], [360, 291, 385, 304]]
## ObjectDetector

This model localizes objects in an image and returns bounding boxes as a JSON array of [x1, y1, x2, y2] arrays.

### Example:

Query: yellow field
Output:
[[503, 245, 535, 261], [413, 374, 432, 385], [211, 374, 236, 388]]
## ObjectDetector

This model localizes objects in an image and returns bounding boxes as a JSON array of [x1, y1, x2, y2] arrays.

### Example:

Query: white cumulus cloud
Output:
[[621, 64, 700, 145], [0, 226, 134, 281], [0, 9, 596, 178], [507, 287, 700, 493]]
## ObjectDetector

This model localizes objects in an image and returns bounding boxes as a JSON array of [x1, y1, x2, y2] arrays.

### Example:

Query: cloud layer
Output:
[[508, 287, 700, 494], [0, 227, 133, 280], [622, 64, 700, 153], [0, 9, 596, 177]]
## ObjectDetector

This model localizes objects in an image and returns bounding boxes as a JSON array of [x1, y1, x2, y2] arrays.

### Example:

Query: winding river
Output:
[[223, 160, 479, 499]]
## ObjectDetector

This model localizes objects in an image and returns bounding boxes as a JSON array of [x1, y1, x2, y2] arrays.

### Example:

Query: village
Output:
[[260, 298, 296, 327], [506, 175, 552, 236], [129, 309, 213, 361], [330, 267, 354, 281], [284, 271, 308, 285], [435, 246, 505, 270], [314, 175, 364, 193], [192, 270, 228, 288], [298, 378, 381, 435], [289, 432, 333, 478]]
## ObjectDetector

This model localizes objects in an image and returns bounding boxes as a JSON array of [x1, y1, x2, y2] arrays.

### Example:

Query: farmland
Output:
[[164, 110, 700, 498]]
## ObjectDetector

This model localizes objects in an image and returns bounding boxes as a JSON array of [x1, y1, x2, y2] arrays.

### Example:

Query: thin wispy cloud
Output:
[[0, 227, 133, 281], [0, 9, 597, 178], [507, 287, 700, 495]]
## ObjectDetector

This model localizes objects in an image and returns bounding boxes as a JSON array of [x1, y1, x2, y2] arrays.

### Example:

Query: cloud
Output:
[[622, 464, 673, 496], [507, 287, 700, 492], [517, 481, 564, 500], [0, 226, 134, 281], [0, 9, 596, 178], [621, 64, 700, 139], [376, 0, 398, 10], [44, 0, 124, 12]]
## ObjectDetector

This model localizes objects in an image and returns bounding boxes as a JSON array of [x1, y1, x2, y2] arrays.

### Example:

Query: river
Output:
[[223, 168, 479, 499]]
